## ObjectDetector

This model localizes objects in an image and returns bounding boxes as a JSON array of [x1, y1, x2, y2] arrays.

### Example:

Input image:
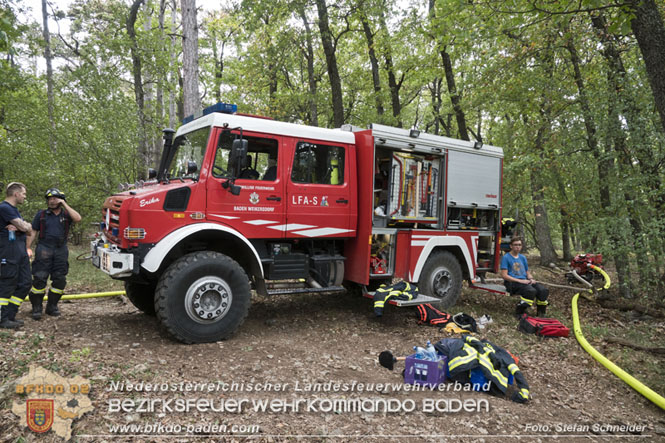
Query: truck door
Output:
[[206, 128, 286, 238], [285, 139, 356, 238]]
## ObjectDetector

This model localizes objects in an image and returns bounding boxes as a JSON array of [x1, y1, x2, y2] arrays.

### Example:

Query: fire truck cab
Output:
[[91, 103, 503, 343]]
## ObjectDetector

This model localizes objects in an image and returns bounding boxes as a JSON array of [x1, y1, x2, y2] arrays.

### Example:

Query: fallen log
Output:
[[596, 298, 665, 319], [604, 337, 665, 355]]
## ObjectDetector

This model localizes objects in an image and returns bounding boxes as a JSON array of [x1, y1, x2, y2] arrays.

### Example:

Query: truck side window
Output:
[[212, 131, 278, 180], [291, 142, 345, 185]]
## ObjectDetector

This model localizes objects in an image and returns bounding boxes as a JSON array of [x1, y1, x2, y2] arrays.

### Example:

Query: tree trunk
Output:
[[629, 0, 665, 134], [426, 0, 468, 139], [168, 0, 177, 129], [527, 38, 558, 266], [360, 15, 384, 119], [561, 218, 572, 261], [591, 14, 640, 298], [181, 0, 201, 118], [156, 0, 166, 156], [565, 34, 606, 254], [127, 0, 148, 180], [143, 3, 159, 168], [298, 5, 319, 126], [267, 59, 278, 113], [41, 0, 57, 157], [378, 11, 402, 127], [554, 172, 573, 261], [426, 78, 446, 136], [530, 126, 558, 266], [314, 0, 344, 127], [568, 24, 635, 297], [211, 35, 225, 103], [440, 47, 469, 140], [592, 15, 665, 212]]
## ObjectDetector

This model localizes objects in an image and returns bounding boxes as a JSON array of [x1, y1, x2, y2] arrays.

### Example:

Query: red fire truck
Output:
[[91, 103, 503, 343]]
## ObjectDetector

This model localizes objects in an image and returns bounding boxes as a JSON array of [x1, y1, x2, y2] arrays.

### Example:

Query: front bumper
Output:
[[91, 239, 135, 278]]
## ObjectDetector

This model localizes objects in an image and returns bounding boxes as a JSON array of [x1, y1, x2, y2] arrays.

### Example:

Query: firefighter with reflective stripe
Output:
[[373, 281, 417, 316], [436, 335, 530, 403], [0, 182, 33, 329], [26, 188, 81, 320], [500, 236, 548, 318], [500, 218, 518, 252]]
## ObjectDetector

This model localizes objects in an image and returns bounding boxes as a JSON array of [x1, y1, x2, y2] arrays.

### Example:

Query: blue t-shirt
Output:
[[0, 200, 25, 240], [500, 253, 529, 280]]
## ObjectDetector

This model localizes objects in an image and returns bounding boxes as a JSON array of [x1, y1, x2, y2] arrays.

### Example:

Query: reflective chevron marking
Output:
[[292, 227, 355, 237], [208, 214, 239, 220], [266, 223, 316, 232], [244, 219, 277, 225]]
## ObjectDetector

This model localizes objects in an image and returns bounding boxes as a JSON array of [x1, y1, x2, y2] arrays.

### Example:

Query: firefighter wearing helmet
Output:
[[26, 188, 81, 319]]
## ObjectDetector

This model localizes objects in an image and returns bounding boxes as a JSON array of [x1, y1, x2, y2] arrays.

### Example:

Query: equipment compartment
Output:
[[373, 148, 442, 226], [369, 231, 396, 277]]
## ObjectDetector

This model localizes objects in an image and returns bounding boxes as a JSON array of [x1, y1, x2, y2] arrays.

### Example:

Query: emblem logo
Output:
[[249, 192, 260, 204], [27, 399, 54, 433], [321, 196, 329, 207]]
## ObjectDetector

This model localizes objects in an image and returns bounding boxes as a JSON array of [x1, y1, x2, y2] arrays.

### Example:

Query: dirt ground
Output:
[[1, 276, 664, 442]]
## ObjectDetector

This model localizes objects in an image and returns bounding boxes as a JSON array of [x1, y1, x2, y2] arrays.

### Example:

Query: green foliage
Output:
[[69, 347, 91, 362]]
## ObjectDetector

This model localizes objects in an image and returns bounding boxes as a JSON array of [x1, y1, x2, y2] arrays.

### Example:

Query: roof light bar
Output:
[[182, 102, 237, 124]]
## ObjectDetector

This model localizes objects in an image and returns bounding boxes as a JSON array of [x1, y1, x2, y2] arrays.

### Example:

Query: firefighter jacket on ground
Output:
[[373, 281, 418, 316], [435, 335, 530, 402]]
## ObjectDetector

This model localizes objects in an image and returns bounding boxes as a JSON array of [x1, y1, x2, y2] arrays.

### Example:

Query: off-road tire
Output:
[[124, 281, 157, 316], [418, 251, 463, 309], [155, 251, 251, 344]]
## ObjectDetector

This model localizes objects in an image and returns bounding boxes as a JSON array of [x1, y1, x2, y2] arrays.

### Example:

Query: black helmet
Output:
[[45, 188, 66, 201]]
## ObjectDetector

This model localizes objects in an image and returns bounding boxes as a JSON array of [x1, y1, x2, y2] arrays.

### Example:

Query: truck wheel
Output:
[[124, 281, 156, 316], [418, 251, 463, 309], [155, 251, 251, 344]]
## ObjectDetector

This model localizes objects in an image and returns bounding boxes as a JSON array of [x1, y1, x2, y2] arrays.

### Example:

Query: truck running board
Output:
[[363, 291, 444, 307], [267, 286, 346, 296]]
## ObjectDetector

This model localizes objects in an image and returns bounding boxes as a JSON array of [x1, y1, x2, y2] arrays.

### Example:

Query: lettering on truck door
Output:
[[285, 140, 354, 238], [205, 129, 286, 238]]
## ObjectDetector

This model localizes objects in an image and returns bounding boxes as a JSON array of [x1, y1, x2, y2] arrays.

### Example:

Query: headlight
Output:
[[124, 227, 146, 240]]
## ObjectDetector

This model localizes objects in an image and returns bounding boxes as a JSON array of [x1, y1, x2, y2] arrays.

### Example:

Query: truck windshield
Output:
[[168, 126, 211, 179]]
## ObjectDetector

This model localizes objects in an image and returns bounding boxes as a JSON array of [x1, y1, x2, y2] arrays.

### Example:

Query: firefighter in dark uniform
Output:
[[0, 182, 33, 329], [26, 188, 81, 320]]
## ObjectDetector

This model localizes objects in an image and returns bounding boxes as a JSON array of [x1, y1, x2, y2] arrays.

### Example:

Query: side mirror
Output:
[[148, 168, 157, 179], [229, 138, 248, 175], [222, 179, 242, 195], [187, 161, 198, 175]]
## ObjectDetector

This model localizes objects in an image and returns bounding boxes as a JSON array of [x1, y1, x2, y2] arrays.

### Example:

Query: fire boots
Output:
[[29, 291, 44, 320], [515, 302, 529, 319], [536, 304, 547, 317], [45, 290, 62, 317], [0, 305, 22, 329]]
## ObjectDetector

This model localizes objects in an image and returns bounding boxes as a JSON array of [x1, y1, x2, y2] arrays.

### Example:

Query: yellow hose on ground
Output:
[[572, 265, 665, 410], [23, 291, 125, 301]]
